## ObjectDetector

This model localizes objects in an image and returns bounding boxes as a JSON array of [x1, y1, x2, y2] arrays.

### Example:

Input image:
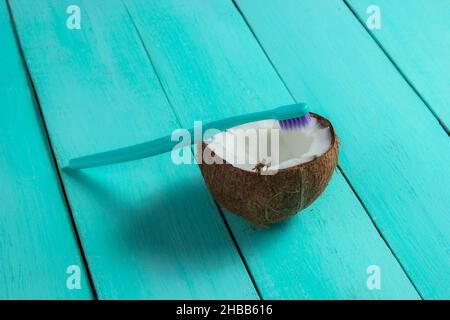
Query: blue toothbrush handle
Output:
[[67, 111, 272, 170], [67, 103, 309, 170], [67, 135, 183, 170]]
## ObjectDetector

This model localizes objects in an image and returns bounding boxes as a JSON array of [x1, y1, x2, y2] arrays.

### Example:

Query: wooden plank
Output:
[[9, 0, 258, 299], [0, 1, 92, 299], [124, 0, 420, 299], [235, 0, 450, 299], [346, 0, 450, 132]]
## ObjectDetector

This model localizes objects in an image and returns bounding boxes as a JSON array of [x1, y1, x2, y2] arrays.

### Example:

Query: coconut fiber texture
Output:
[[198, 114, 339, 227]]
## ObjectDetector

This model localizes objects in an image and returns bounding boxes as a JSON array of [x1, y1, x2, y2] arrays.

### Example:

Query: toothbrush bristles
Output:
[[279, 113, 312, 130]]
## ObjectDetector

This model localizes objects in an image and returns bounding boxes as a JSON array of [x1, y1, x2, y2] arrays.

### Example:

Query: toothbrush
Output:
[[66, 103, 311, 170]]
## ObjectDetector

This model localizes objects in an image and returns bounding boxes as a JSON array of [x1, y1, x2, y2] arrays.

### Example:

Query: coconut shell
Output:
[[197, 113, 339, 227]]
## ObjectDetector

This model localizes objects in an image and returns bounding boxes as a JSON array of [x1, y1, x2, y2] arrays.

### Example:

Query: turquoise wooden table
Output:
[[1, 0, 449, 299]]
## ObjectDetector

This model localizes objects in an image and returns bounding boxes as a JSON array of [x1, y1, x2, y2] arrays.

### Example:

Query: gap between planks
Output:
[[231, 0, 424, 299], [342, 0, 448, 135], [5, 0, 99, 300], [122, 0, 263, 299]]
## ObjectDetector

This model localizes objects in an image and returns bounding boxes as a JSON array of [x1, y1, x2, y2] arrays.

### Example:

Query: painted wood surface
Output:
[[125, 0, 419, 299], [235, 0, 450, 299], [8, 0, 258, 299], [0, 1, 92, 299], [346, 0, 450, 132]]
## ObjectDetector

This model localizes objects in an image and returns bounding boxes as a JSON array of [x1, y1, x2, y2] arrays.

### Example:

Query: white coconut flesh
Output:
[[206, 117, 332, 174]]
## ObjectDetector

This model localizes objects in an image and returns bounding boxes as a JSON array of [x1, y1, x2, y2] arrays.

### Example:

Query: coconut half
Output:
[[198, 113, 339, 227]]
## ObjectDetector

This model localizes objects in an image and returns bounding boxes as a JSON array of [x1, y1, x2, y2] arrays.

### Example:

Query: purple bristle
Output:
[[279, 113, 311, 130]]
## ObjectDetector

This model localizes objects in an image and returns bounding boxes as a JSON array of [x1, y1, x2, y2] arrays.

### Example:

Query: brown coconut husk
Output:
[[197, 113, 339, 227]]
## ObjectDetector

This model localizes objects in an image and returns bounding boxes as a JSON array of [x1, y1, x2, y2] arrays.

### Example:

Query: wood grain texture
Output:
[[346, 0, 450, 132], [0, 1, 92, 299], [235, 0, 450, 299], [9, 0, 258, 299], [125, 0, 419, 299]]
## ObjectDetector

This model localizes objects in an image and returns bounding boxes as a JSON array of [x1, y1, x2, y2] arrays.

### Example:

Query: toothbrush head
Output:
[[278, 113, 312, 130], [273, 103, 312, 130]]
